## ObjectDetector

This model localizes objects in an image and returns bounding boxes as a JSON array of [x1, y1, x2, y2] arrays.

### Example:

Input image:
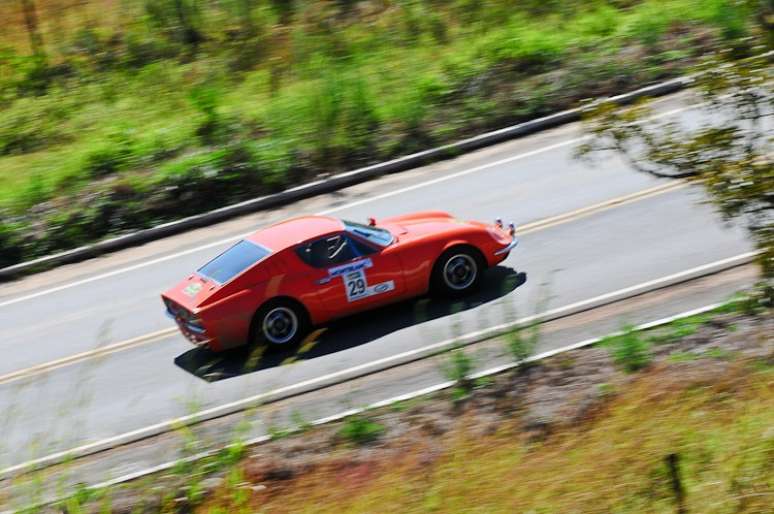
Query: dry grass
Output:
[[0, 0, 130, 53], [200, 360, 773, 514]]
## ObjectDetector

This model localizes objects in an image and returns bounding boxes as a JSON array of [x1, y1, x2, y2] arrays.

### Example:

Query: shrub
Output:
[[235, 139, 294, 189], [0, 95, 70, 155], [505, 321, 539, 366], [604, 326, 651, 373], [477, 22, 566, 71], [337, 414, 385, 445], [144, 0, 204, 47], [706, 0, 749, 41], [622, 2, 674, 47], [81, 128, 137, 178], [442, 347, 475, 400], [570, 5, 622, 40], [189, 84, 225, 144], [0, 218, 24, 268]]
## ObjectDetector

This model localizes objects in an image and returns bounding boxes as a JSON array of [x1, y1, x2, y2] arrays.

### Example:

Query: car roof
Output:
[[245, 216, 344, 251]]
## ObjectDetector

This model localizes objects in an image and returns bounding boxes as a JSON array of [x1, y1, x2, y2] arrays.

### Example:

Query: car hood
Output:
[[380, 211, 470, 242]]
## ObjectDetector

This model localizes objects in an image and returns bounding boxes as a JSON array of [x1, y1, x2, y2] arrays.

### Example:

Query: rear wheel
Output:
[[431, 246, 484, 297], [250, 299, 310, 350]]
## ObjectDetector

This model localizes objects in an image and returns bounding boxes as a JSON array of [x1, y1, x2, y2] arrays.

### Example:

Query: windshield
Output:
[[344, 220, 394, 246], [198, 240, 271, 284]]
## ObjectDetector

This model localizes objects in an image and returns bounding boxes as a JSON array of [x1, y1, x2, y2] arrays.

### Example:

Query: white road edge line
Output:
[[78, 298, 732, 496], [0, 103, 700, 309], [0, 250, 756, 479]]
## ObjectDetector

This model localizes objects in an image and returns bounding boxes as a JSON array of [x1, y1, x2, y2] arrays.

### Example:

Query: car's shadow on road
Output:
[[174, 266, 527, 382]]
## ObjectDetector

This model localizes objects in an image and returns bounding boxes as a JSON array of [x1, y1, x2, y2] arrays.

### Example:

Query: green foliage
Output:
[[441, 347, 475, 400], [703, 0, 750, 41], [570, 5, 623, 40], [267, 424, 294, 440], [649, 314, 709, 344], [668, 351, 698, 363], [291, 410, 313, 433], [578, 53, 773, 277], [337, 414, 386, 445], [0, 217, 25, 268], [476, 22, 566, 70], [82, 132, 135, 178], [144, 0, 204, 46], [0, 0, 764, 269], [0, 95, 69, 155], [189, 83, 225, 144], [737, 282, 774, 314], [603, 326, 652, 373], [505, 321, 540, 365]]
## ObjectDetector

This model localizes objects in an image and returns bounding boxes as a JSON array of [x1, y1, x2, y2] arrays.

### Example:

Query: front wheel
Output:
[[250, 299, 310, 350], [431, 247, 484, 297]]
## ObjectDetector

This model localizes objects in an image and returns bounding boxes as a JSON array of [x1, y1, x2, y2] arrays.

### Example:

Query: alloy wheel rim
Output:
[[262, 307, 298, 345], [443, 254, 477, 290]]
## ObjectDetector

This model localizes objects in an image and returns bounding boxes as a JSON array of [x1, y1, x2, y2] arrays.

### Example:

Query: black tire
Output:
[[431, 246, 485, 297], [250, 298, 310, 350]]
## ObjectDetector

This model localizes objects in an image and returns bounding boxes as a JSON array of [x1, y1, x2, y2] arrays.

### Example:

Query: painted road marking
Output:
[[0, 251, 756, 479], [0, 102, 701, 309], [0, 180, 693, 386], [0, 328, 177, 386]]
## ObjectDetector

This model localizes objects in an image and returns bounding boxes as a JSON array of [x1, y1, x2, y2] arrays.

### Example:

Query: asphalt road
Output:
[[0, 92, 755, 472]]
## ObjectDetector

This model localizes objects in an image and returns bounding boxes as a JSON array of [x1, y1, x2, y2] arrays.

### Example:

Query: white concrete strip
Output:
[[0, 103, 700, 309], [80, 299, 731, 496], [0, 250, 755, 479]]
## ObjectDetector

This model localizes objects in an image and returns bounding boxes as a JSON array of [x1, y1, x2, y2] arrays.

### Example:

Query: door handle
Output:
[[316, 277, 332, 285]]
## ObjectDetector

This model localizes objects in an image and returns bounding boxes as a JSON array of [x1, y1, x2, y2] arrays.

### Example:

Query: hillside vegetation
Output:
[[241, 361, 772, 514], [0, 0, 768, 266], [10, 299, 770, 513]]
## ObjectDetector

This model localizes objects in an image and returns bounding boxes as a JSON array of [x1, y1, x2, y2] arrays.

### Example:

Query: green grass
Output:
[[0, 0, 766, 267], [337, 414, 386, 446], [602, 325, 653, 373]]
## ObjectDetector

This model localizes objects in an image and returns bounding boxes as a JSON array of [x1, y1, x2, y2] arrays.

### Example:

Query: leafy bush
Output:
[[144, 0, 204, 46], [0, 95, 71, 155], [82, 137, 135, 178], [570, 5, 622, 40], [476, 22, 566, 71], [0, 218, 24, 268], [189, 84, 225, 144], [604, 326, 652, 373], [442, 347, 475, 400], [0, 0, 761, 270], [337, 414, 385, 445], [622, 2, 673, 47], [506, 321, 540, 366], [704, 0, 749, 41]]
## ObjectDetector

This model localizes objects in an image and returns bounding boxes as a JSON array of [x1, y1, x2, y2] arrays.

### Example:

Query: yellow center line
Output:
[[517, 180, 688, 235], [0, 180, 690, 386], [0, 328, 177, 386]]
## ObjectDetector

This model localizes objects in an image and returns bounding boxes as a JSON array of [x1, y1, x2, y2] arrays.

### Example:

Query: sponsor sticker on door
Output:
[[327, 258, 394, 302]]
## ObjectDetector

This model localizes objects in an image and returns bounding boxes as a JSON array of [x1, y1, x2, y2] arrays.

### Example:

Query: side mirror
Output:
[[368, 217, 376, 226]]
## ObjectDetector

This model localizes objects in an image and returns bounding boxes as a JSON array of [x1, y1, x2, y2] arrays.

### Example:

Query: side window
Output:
[[296, 234, 375, 268], [347, 236, 376, 258]]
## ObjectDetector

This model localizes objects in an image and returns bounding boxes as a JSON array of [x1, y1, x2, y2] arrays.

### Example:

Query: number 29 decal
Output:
[[327, 259, 395, 302]]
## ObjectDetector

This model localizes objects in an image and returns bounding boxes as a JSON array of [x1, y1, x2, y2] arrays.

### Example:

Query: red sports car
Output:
[[162, 211, 518, 352]]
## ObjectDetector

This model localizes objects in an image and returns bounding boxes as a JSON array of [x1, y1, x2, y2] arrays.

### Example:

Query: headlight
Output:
[[487, 227, 510, 244]]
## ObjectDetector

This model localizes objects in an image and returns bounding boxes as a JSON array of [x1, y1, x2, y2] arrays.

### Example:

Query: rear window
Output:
[[198, 240, 271, 284]]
